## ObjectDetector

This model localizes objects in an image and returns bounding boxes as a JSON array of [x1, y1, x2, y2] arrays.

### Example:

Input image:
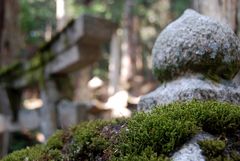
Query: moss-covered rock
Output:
[[152, 9, 240, 82], [2, 101, 240, 161]]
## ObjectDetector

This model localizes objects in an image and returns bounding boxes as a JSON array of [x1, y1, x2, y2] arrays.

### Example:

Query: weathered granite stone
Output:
[[153, 9, 240, 82], [138, 74, 240, 111], [138, 9, 240, 111], [172, 132, 214, 161]]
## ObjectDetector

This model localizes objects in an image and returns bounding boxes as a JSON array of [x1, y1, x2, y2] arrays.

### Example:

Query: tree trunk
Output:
[[133, 16, 143, 73], [0, 0, 21, 157], [0, 0, 4, 52], [0, 0, 22, 67], [192, 0, 238, 32], [120, 0, 135, 88], [108, 32, 121, 95]]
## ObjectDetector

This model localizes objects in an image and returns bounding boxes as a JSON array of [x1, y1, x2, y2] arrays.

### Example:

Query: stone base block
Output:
[[138, 75, 240, 111]]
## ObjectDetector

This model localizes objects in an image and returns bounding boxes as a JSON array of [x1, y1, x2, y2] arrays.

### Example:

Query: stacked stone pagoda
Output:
[[138, 9, 240, 111]]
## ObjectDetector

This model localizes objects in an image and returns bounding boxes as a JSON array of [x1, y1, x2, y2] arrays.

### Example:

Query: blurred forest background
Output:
[[0, 0, 239, 158]]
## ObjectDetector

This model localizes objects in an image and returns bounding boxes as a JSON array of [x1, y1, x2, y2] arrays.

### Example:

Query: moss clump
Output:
[[198, 139, 226, 160], [198, 134, 240, 161], [2, 101, 240, 161], [230, 150, 240, 161], [198, 138, 240, 161], [46, 130, 64, 149], [112, 147, 170, 161], [66, 120, 112, 160], [1, 145, 44, 161], [116, 108, 198, 156]]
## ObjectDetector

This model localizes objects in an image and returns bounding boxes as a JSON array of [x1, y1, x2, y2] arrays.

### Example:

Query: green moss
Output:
[[26, 51, 54, 72], [230, 150, 240, 161], [2, 101, 240, 161], [153, 57, 239, 82], [0, 51, 54, 87], [113, 147, 170, 161], [153, 67, 173, 82], [0, 61, 22, 76], [1, 145, 44, 161], [116, 110, 198, 156], [115, 101, 240, 159], [46, 130, 64, 149], [0, 62, 23, 84], [40, 149, 64, 161], [198, 139, 240, 161], [22, 51, 55, 87], [67, 120, 116, 160], [198, 139, 226, 159]]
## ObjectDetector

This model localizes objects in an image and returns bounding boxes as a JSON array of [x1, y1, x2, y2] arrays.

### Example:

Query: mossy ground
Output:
[[2, 101, 240, 161]]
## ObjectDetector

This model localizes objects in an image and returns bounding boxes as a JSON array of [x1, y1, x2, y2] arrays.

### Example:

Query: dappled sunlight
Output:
[[87, 76, 103, 89], [23, 98, 43, 110], [128, 95, 140, 105], [104, 90, 131, 118], [56, 0, 65, 19], [36, 132, 45, 143]]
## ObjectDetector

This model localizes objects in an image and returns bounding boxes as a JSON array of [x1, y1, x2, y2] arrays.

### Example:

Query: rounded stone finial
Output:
[[152, 9, 240, 82]]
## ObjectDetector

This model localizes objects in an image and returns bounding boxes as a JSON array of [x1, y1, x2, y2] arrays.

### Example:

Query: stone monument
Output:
[[138, 9, 240, 111]]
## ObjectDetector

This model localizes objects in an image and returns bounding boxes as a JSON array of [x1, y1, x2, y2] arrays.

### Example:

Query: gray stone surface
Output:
[[19, 109, 40, 130], [138, 74, 240, 111], [40, 80, 59, 139], [0, 114, 7, 133], [152, 9, 240, 82], [172, 132, 214, 161], [138, 9, 240, 111], [57, 100, 90, 129], [50, 14, 117, 55], [233, 71, 240, 86], [57, 100, 78, 129], [0, 87, 12, 116], [138, 9, 240, 160], [45, 45, 101, 75]]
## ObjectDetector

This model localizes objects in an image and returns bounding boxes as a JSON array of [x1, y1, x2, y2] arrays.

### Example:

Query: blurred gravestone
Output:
[[57, 100, 89, 129], [40, 80, 59, 139], [19, 109, 40, 130]]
